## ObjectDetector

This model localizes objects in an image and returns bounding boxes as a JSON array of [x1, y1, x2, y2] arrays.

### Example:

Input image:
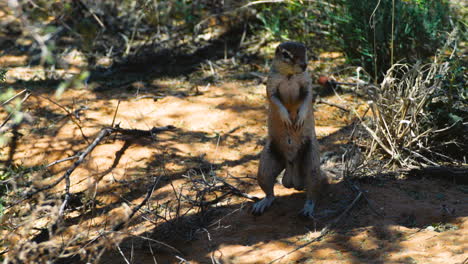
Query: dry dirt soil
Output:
[[1, 53, 467, 264]]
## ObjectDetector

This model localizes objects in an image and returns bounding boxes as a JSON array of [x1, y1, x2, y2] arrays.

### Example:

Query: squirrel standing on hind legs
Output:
[[252, 42, 327, 218]]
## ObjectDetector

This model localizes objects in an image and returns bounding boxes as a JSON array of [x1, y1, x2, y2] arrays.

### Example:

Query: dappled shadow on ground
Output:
[[99, 172, 467, 264], [2, 39, 467, 263]]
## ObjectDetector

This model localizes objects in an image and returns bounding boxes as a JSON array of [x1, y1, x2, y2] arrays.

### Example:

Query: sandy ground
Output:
[[1, 54, 467, 264]]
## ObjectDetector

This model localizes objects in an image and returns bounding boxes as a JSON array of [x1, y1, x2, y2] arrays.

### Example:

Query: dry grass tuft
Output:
[[358, 29, 466, 168]]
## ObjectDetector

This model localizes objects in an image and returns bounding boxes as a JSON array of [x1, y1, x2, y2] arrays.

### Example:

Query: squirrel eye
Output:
[[282, 51, 292, 60]]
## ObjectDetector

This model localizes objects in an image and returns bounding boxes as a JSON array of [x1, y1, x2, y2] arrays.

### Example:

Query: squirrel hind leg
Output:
[[253, 141, 285, 215]]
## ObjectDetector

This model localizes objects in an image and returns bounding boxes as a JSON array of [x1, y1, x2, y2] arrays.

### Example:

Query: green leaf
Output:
[[448, 113, 462, 123]]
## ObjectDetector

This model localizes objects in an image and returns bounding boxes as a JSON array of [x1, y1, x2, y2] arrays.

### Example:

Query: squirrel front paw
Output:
[[279, 109, 293, 129]]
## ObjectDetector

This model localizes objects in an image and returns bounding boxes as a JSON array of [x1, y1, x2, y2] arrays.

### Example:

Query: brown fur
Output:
[[253, 42, 327, 217]]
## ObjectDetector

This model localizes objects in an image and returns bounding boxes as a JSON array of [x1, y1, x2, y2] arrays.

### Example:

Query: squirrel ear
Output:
[[275, 47, 283, 56]]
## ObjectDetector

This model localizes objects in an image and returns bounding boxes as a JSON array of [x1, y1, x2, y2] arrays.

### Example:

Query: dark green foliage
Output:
[[254, 1, 334, 50], [254, 0, 453, 81], [424, 54, 467, 159], [330, 0, 452, 80]]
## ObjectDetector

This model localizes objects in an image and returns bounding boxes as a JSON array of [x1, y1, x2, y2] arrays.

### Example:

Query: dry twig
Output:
[[317, 98, 349, 112]]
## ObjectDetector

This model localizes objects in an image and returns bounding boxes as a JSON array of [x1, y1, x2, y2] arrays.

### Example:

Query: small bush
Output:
[[360, 30, 467, 167], [254, 1, 335, 50], [329, 0, 453, 80]]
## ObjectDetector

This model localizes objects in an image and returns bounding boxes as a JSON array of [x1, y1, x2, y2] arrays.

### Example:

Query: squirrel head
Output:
[[272, 42, 308, 76]]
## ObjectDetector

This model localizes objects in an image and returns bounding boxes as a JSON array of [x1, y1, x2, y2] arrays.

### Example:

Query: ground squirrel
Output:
[[252, 42, 327, 218]]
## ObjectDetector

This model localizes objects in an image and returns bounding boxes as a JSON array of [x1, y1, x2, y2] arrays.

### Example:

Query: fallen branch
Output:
[[0, 249, 9, 256], [8, 125, 175, 211], [242, 0, 287, 8], [346, 180, 383, 217], [0, 91, 31, 129], [1, 89, 28, 107], [185, 174, 259, 208], [58, 127, 113, 217], [35, 94, 90, 144], [113, 125, 175, 138], [216, 176, 259, 201], [317, 99, 349, 112], [45, 154, 80, 168], [113, 174, 162, 231]]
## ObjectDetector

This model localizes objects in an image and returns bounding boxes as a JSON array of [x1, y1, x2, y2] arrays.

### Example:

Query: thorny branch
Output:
[[1, 89, 28, 107], [58, 127, 114, 217], [183, 172, 259, 208], [316, 98, 349, 112], [0, 91, 31, 129], [8, 125, 175, 211], [34, 94, 91, 144], [112, 174, 162, 231]]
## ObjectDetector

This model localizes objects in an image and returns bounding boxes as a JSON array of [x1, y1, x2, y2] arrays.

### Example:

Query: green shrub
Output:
[[254, 1, 335, 49], [330, 0, 453, 80]]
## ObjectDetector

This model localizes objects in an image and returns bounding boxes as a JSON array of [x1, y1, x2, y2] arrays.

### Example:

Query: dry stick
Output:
[[0, 91, 31, 128], [346, 108, 383, 217], [133, 95, 166, 101], [269, 191, 363, 264], [77, 0, 105, 29], [112, 174, 162, 231], [351, 107, 395, 158], [316, 99, 349, 112], [347, 180, 383, 217], [111, 100, 121, 127], [216, 176, 259, 201], [7, 125, 175, 210], [377, 109, 400, 162], [356, 111, 396, 160], [45, 154, 80, 168], [58, 127, 114, 217], [113, 125, 175, 137], [36, 94, 90, 144], [131, 234, 183, 256], [116, 243, 131, 264], [1, 89, 28, 106], [44, 126, 175, 169], [0, 249, 9, 256], [148, 241, 158, 264], [403, 147, 440, 167], [242, 0, 286, 8]]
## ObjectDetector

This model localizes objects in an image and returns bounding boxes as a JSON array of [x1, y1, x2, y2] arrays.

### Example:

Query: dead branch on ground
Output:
[[0, 91, 31, 129], [2, 124, 176, 263], [316, 98, 349, 112], [183, 169, 259, 209], [113, 174, 162, 231], [8, 125, 175, 211], [1, 89, 29, 107]]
